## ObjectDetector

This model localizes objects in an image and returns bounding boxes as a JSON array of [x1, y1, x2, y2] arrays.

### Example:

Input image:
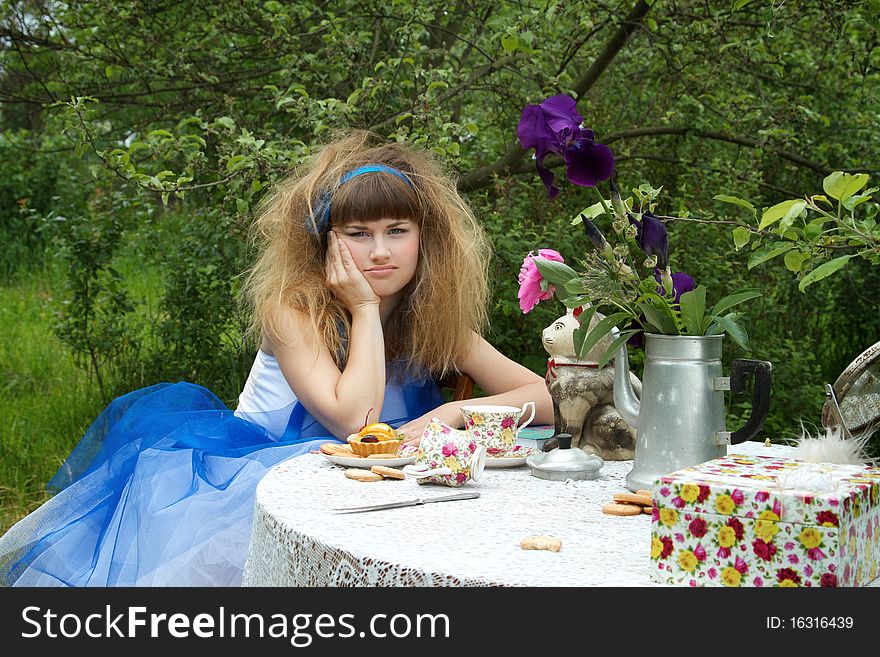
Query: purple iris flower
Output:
[[629, 211, 669, 270], [654, 270, 696, 304], [517, 94, 615, 198]]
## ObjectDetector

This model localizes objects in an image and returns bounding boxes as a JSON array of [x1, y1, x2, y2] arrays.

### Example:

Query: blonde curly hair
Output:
[[240, 129, 490, 378]]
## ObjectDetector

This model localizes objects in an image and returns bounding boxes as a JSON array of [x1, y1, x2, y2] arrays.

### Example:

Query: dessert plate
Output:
[[322, 453, 416, 469]]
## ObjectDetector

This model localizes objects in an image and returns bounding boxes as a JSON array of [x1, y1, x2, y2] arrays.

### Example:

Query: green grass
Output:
[[0, 265, 108, 534]]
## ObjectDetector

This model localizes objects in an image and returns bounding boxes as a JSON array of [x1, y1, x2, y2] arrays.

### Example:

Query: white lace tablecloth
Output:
[[243, 441, 852, 587]]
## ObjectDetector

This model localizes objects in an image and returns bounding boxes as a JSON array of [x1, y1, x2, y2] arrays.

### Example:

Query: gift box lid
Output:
[[657, 454, 880, 526]]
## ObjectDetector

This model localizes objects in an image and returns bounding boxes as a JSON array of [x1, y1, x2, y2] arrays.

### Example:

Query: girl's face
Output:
[[333, 217, 421, 299]]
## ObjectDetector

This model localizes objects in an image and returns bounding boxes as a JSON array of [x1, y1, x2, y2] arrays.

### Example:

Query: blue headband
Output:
[[308, 164, 415, 235]]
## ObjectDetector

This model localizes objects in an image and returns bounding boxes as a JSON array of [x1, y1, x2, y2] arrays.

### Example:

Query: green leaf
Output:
[[534, 259, 579, 285], [571, 200, 608, 222], [732, 226, 751, 250], [798, 255, 855, 292], [823, 172, 869, 203], [575, 311, 631, 360], [714, 194, 756, 217], [236, 198, 248, 215], [147, 129, 174, 139], [802, 220, 825, 241], [596, 330, 639, 369], [214, 116, 235, 131], [707, 288, 761, 317], [709, 313, 750, 350], [843, 187, 879, 211], [759, 200, 806, 230], [679, 285, 707, 335], [226, 155, 245, 172], [501, 34, 519, 52], [783, 250, 810, 273], [640, 301, 677, 334], [571, 306, 597, 356], [748, 242, 794, 268]]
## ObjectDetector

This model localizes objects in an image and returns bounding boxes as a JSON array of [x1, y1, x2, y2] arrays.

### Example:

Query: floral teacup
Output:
[[403, 418, 486, 487], [460, 402, 536, 453]]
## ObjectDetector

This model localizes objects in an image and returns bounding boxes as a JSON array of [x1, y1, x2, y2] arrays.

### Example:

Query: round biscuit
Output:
[[614, 492, 653, 507], [635, 490, 653, 498], [344, 469, 383, 482], [602, 502, 643, 517], [370, 465, 406, 480], [642, 506, 652, 514]]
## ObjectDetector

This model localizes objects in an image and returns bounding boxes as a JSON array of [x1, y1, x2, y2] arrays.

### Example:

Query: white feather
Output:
[[789, 423, 875, 466]]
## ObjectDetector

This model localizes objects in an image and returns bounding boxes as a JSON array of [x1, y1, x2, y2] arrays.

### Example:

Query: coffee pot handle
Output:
[[729, 359, 773, 444]]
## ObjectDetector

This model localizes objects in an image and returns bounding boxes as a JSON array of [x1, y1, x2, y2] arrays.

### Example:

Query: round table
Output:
[[241, 441, 819, 587]]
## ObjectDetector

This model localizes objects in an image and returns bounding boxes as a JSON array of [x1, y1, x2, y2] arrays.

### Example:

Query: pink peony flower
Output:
[[517, 249, 564, 313], [441, 442, 459, 457]]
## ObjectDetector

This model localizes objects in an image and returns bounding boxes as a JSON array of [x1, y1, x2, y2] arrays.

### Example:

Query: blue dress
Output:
[[0, 354, 443, 586]]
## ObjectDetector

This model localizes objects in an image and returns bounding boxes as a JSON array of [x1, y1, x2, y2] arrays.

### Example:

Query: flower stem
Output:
[[595, 186, 613, 219]]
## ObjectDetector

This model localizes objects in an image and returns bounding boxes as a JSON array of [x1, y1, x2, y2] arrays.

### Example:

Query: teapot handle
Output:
[[729, 359, 773, 445]]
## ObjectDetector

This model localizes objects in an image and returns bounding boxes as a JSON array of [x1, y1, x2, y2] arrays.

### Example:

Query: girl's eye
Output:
[[348, 231, 370, 238], [389, 228, 407, 235]]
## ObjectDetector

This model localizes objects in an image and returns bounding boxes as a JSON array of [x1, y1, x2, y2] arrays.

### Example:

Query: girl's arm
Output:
[[271, 233, 387, 439], [398, 332, 554, 444]]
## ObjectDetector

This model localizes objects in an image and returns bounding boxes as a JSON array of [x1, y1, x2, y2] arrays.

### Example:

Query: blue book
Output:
[[516, 425, 556, 450]]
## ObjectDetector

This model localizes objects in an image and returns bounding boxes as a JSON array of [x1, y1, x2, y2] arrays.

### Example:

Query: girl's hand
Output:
[[397, 404, 463, 448], [325, 231, 380, 312]]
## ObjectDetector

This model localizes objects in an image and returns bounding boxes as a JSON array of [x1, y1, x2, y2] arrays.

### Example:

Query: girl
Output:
[[0, 130, 552, 587]]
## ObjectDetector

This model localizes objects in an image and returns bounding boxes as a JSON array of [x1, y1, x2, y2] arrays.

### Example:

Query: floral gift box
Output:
[[650, 454, 880, 587]]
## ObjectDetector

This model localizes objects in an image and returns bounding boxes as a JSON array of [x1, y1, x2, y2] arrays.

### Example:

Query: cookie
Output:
[[520, 535, 562, 552], [366, 453, 400, 459], [370, 465, 406, 480], [344, 469, 383, 482], [613, 492, 653, 507], [321, 442, 352, 456], [643, 506, 652, 514], [602, 502, 643, 517], [635, 490, 653, 499]]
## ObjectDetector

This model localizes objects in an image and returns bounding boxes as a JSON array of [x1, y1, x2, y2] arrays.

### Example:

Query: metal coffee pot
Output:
[[613, 334, 772, 492]]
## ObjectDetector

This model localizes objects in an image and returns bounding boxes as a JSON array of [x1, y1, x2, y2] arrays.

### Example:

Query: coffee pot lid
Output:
[[526, 434, 604, 481]]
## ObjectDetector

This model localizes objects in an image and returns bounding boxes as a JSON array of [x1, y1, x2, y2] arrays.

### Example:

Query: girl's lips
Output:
[[365, 266, 397, 276]]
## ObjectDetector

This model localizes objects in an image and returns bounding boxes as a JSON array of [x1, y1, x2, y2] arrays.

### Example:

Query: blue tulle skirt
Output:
[[0, 377, 443, 587]]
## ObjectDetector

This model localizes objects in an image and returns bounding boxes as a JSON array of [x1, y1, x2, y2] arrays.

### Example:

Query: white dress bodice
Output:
[[233, 350, 418, 440]]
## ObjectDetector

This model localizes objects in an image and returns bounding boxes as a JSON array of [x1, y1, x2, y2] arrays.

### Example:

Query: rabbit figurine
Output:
[[542, 306, 640, 460]]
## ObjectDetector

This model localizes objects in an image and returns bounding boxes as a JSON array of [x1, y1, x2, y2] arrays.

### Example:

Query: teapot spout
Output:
[[612, 332, 640, 428]]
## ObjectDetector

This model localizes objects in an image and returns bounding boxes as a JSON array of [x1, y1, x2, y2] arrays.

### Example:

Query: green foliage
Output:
[[719, 171, 879, 291]]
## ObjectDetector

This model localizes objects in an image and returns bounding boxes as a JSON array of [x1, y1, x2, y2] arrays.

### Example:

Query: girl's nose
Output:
[[370, 237, 391, 260]]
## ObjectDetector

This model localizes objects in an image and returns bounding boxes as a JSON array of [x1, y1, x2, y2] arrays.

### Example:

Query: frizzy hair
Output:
[[239, 129, 490, 378]]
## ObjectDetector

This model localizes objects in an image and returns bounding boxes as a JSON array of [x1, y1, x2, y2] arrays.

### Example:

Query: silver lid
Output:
[[526, 434, 604, 481]]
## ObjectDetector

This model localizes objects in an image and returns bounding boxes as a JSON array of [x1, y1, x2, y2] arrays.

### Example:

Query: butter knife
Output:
[[331, 491, 480, 514]]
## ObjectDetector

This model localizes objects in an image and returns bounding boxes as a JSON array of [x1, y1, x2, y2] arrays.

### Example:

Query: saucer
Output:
[[484, 445, 535, 468], [321, 453, 416, 469]]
